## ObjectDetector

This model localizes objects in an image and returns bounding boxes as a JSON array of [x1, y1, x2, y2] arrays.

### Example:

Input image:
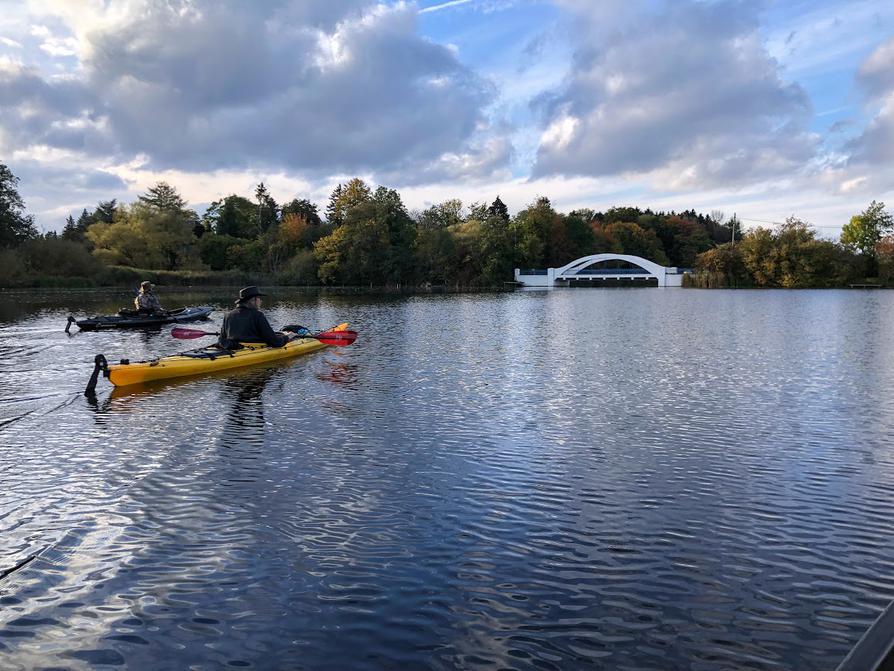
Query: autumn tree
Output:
[[325, 178, 372, 226], [281, 198, 322, 226], [877, 236, 894, 283]]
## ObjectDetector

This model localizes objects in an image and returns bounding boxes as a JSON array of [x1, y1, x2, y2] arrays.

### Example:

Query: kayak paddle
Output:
[[170, 326, 357, 347]]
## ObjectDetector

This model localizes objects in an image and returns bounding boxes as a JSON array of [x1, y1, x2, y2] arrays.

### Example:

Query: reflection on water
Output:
[[316, 356, 360, 388], [1, 288, 894, 670]]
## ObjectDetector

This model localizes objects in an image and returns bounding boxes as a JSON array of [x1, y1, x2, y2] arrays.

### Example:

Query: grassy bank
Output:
[[682, 271, 892, 289], [0, 266, 510, 293], [0, 266, 274, 289]]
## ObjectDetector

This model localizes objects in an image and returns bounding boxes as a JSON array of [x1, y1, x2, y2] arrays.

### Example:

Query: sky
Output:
[[0, 0, 892, 237]]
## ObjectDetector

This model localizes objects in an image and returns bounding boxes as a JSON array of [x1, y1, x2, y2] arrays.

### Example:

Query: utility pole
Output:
[[256, 181, 264, 237], [732, 212, 736, 245]]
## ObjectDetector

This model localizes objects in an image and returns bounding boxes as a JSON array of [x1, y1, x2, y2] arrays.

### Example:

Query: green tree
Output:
[[604, 222, 669, 264], [694, 243, 749, 287], [467, 201, 488, 221], [561, 210, 597, 262], [650, 215, 712, 267], [199, 234, 242, 271], [486, 195, 510, 223], [254, 182, 279, 234], [603, 206, 642, 224], [281, 198, 322, 226], [226, 239, 266, 272], [264, 212, 321, 273], [95, 199, 117, 224], [204, 195, 258, 238], [278, 250, 318, 285], [0, 163, 38, 248], [20, 237, 103, 278], [413, 226, 456, 283], [449, 219, 486, 285], [841, 201, 893, 275], [374, 186, 416, 284], [512, 197, 556, 267], [314, 225, 349, 283], [877, 236, 894, 284], [87, 217, 150, 267], [314, 184, 414, 285], [87, 203, 201, 270], [478, 197, 514, 284], [62, 214, 79, 242], [738, 217, 851, 288], [417, 199, 463, 229], [139, 182, 187, 212]]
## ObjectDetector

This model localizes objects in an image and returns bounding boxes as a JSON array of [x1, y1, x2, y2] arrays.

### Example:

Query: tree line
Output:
[[0, 162, 891, 288]]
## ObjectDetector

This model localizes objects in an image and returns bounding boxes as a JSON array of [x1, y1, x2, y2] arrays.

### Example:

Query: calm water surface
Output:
[[1, 287, 893, 670]]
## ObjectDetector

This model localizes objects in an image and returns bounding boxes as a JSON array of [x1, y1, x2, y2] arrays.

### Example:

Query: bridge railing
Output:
[[570, 268, 655, 276]]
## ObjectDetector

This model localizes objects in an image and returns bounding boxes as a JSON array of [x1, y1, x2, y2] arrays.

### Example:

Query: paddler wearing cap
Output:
[[217, 286, 297, 350], [134, 280, 164, 313]]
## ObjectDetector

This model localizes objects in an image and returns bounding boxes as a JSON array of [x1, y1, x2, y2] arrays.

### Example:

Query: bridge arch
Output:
[[555, 253, 668, 280], [514, 254, 687, 287]]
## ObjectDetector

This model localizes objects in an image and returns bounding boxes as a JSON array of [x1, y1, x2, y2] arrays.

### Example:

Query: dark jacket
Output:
[[218, 304, 288, 349]]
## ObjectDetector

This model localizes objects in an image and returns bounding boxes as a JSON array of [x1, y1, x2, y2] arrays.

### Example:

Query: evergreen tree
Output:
[[254, 182, 279, 233], [486, 196, 510, 223], [62, 214, 78, 240], [325, 184, 344, 226], [139, 182, 187, 212], [95, 199, 117, 223]]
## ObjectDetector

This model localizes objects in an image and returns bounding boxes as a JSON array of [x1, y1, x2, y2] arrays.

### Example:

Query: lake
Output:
[[1, 287, 893, 670]]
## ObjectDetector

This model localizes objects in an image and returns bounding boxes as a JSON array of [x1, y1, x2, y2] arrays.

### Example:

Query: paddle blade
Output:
[[315, 330, 357, 346], [171, 326, 217, 339]]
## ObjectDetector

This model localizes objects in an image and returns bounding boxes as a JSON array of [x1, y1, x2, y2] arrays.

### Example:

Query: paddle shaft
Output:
[[170, 325, 357, 346]]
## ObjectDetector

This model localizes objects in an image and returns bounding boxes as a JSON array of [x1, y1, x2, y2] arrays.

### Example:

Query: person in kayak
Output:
[[134, 281, 164, 313], [218, 286, 297, 350]]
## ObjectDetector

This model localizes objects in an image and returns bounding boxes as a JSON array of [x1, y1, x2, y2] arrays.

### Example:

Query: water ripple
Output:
[[0, 289, 893, 670]]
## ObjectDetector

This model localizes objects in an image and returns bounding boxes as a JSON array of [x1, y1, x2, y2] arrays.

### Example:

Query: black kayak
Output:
[[66, 306, 213, 332]]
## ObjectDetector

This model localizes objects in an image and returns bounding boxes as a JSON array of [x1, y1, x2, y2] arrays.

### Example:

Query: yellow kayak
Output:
[[86, 323, 349, 391]]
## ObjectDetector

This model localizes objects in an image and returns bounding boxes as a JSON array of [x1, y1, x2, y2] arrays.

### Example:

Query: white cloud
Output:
[[1, 0, 504, 179], [533, 1, 817, 187], [858, 36, 894, 99], [39, 36, 78, 57], [831, 38, 894, 193], [420, 0, 475, 13], [540, 112, 578, 152]]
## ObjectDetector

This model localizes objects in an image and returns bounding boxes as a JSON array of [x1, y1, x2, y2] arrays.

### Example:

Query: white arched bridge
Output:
[[514, 254, 691, 288]]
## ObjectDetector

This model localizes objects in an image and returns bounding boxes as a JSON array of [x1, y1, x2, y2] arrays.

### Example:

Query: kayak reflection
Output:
[[314, 355, 359, 388], [220, 366, 281, 440]]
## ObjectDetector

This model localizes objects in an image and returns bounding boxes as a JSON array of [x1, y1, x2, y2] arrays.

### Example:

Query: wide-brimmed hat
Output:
[[140, 280, 153, 291], [236, 286, 266, 304]]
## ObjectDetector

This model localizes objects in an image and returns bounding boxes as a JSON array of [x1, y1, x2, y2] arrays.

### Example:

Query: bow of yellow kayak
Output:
[[85, 323, 350, 392]]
